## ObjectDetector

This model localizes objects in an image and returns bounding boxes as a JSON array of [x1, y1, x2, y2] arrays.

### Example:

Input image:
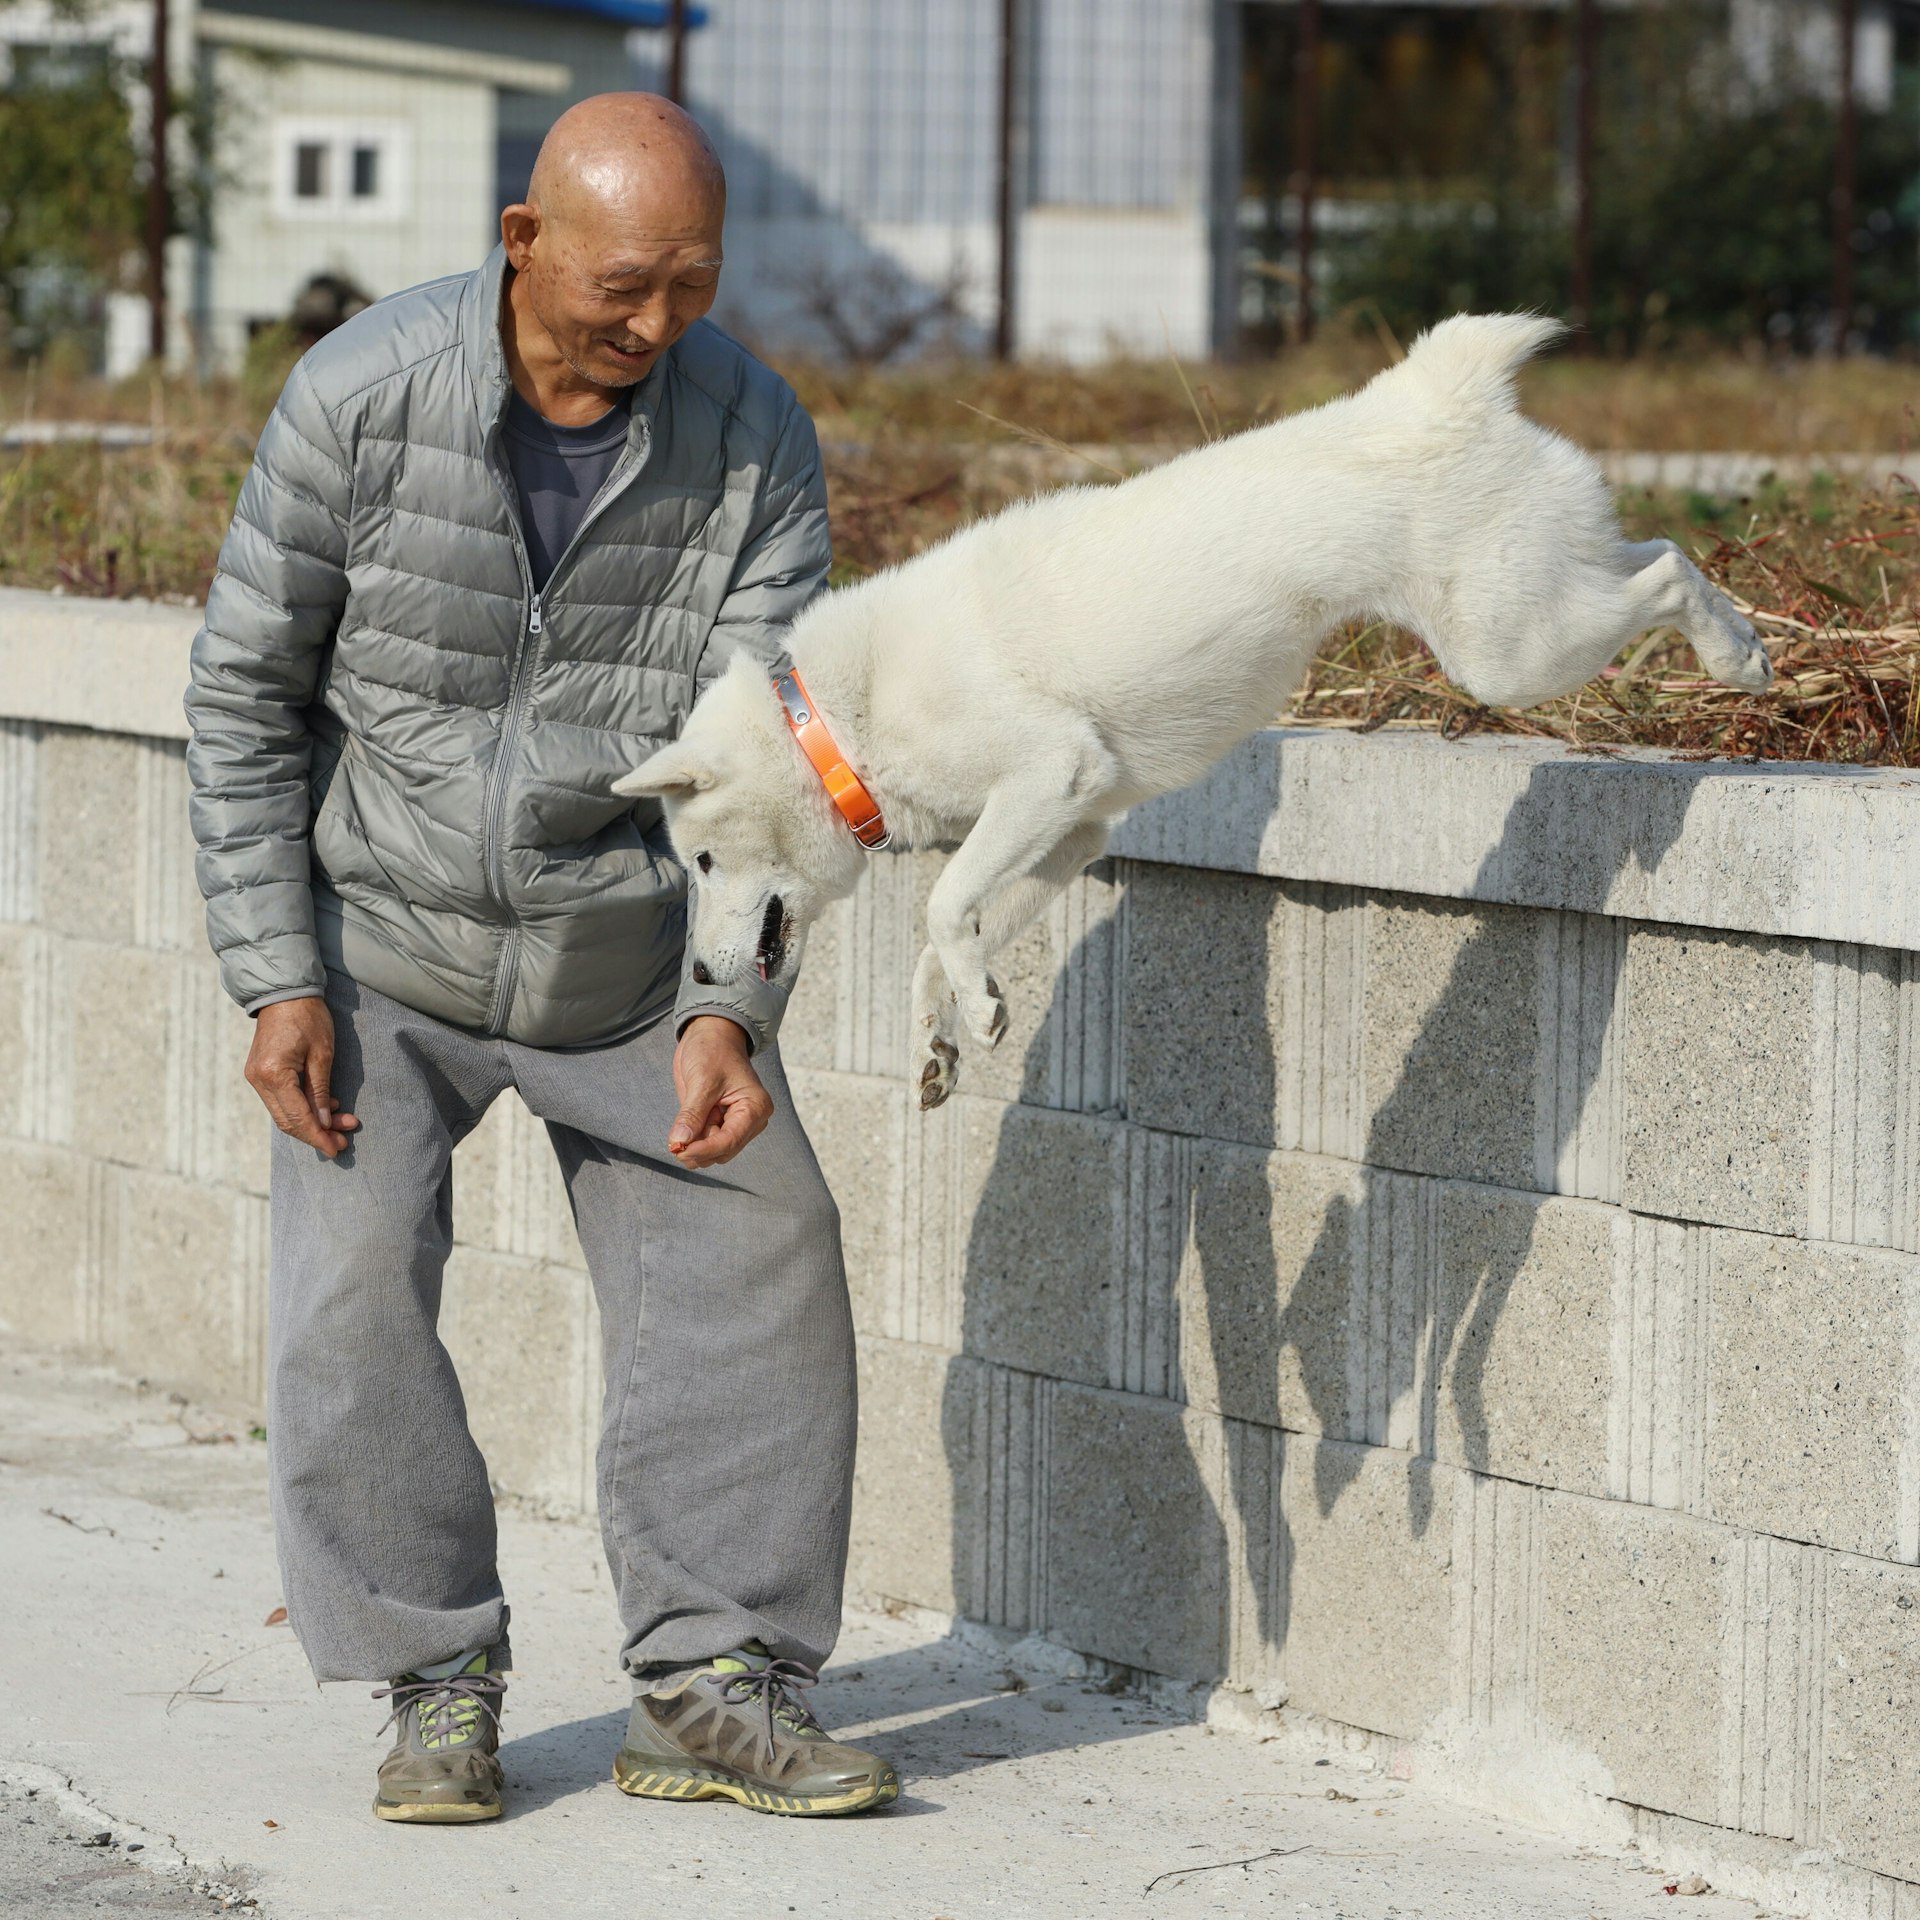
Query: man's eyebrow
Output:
[[600, 257, 725, 283]]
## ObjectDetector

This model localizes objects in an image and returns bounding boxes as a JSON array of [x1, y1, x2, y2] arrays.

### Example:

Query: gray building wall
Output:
[[1029, 0, 1210, 210], [682, 0, 1000, 226], [668, 0, 1222, 359]]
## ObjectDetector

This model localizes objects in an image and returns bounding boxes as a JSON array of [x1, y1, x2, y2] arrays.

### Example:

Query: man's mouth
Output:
[[601, 339, 653, 367]]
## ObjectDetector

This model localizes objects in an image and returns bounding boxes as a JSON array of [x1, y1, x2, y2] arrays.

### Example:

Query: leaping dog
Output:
[[615, 314, 1773, 1107]]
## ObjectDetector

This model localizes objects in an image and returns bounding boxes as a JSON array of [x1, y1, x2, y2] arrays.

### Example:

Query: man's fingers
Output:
[[263, 1073, 334, 1153], [675, 1090, 773, 1170], [668, 1066, 724, 1153], [307, 1043, 335, 1129], [668, 1100, 716, 1154], [679, 1104, 745, 1166], [252, 1064, 348, 1158]]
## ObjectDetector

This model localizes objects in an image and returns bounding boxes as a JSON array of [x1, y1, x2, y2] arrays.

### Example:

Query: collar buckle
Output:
[[774, 671, 891, 853]]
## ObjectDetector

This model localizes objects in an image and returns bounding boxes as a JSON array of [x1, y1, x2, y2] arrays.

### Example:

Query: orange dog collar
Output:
[[773, 669, 891, 851]]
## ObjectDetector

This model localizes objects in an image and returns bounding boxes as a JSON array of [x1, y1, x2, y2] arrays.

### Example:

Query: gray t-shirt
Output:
[[501, 388, 633, 591]]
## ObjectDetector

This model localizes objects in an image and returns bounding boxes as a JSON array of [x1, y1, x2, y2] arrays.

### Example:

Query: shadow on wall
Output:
[[941, 753, 1698, 1706], [617, 56, 986, 362]]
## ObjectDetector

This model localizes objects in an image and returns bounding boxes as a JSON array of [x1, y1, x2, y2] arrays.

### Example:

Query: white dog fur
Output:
[[615, 313, 1774, 1107]]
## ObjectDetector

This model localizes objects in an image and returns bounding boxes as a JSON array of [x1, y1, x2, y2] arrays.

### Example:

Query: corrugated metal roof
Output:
[[506, 0, 710, 26]]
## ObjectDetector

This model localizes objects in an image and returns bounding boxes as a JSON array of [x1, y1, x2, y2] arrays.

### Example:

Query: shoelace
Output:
[[371, 1670, 507, 1751], [715, 1658, 822, 1764]]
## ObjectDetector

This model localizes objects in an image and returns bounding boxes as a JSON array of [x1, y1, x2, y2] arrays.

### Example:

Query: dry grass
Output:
[[1289, 474, 1920, 767], [6, 346, 1920, 763], [0, 359, 285, 603], [789, 341, 1920, 455]]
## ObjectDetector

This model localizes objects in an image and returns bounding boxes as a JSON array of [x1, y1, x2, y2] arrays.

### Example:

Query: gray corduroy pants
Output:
[[267, 971, 855, 1686]]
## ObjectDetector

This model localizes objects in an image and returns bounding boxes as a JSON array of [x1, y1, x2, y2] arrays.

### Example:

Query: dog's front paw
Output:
[[1703, 609, 1775, 692], [919, 1036, 959, 1110], [959, 975, 1008, 1051], [1728, 635, 1775, 691]]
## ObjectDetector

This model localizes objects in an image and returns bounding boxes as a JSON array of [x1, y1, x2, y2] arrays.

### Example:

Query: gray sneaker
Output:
[[370, 1651, 506, 1824], [613, 1647, 898, 1817]]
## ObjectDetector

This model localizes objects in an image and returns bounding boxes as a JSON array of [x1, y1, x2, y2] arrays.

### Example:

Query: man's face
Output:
[[510, 212, 725, 389]]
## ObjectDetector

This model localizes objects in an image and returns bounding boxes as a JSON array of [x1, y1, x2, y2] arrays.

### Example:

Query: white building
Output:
[[0, 0, 659, 373]]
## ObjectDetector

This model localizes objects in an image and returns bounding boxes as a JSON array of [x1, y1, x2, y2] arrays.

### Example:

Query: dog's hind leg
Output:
[[925, 745, 1116, 1056], [1616, 538, 1773, 691], [914, 819, 1110, 1109]]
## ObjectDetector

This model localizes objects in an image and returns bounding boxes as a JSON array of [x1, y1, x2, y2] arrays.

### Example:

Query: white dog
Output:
[[615, 314, 1773, 1107]]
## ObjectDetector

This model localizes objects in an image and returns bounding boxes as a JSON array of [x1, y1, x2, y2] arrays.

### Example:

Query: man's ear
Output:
[[499, 202, 539, 272], [612, 746, 715, 799]]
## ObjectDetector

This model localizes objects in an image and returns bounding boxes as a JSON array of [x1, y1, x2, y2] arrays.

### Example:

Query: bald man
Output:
[[186, 96, 894, 1825]]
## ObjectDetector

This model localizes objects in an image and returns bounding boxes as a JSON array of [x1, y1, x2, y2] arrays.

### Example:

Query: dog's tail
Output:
[[1389, 312, 1567, 420]]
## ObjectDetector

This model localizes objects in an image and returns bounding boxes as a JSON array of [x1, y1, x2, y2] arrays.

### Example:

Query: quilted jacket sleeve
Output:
[[693, 395, 831, 692], [183, 358, 351, 1014], [673, 394, 833, 1051]]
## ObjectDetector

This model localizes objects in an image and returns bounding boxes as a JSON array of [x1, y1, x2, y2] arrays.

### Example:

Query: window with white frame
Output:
[[273, 119, 409, 222]]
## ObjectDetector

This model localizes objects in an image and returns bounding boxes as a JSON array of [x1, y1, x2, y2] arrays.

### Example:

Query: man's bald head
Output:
[[526, 93, 725, 237], [501, 94, 727, 403]]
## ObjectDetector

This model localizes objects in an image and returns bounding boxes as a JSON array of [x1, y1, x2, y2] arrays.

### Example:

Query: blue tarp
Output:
[[507, 0, 710, 26]]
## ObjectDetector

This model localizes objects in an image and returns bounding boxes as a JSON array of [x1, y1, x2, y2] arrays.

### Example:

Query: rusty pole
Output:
[[1833, 0, 1857, 349], [667, 0, 689, 104], [146, 0, 170, 364], [1292, 0, 1320, 342], [995, 0, 1018, 360], [1570, 0, 1597, 349]]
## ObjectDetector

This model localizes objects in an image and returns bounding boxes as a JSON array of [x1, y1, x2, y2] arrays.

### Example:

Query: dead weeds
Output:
[[1289, 476, 1920, 765]]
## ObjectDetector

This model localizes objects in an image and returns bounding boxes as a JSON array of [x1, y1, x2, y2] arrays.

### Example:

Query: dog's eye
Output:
[[696, 852, 712, 874]]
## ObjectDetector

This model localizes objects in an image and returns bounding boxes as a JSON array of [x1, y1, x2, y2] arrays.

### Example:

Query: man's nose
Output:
[[621, 295, 673, 346]]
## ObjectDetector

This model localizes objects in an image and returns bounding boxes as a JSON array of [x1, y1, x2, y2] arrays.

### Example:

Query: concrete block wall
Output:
[[774, 737, 1920, 1915], [10, 627, 1920, 1911]]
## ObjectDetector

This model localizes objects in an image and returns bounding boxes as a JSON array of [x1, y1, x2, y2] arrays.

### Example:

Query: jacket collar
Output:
[[462, 244, 667, 448]]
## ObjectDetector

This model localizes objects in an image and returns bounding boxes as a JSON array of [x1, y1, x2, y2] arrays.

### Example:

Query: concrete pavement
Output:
[[2, 1345, 1766, 1920]]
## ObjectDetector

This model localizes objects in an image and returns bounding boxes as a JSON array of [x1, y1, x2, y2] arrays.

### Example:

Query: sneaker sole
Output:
[[372, 1797, 503, 1824], [611, 1751, 899, 1818]]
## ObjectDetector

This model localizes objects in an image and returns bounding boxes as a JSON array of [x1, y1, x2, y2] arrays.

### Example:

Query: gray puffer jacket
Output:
[[185, 248, 829, 1050]]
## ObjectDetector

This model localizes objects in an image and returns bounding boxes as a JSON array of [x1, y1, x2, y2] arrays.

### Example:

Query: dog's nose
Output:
[[691, 961, 714, 986]]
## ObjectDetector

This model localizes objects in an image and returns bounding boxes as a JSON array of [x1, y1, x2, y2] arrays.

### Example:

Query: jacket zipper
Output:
[[478, 410, 653, 1037]]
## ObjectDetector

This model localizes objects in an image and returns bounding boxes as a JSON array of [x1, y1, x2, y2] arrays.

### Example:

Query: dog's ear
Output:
[[612, 746, 715, 799]]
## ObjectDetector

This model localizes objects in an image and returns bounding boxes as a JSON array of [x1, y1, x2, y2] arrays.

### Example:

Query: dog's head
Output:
[[612, 656, 868, 999]]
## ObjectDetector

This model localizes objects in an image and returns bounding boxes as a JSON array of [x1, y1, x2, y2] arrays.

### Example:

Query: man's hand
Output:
[[671, 1015, 773, 1169], [246, 997, 360, 1158]]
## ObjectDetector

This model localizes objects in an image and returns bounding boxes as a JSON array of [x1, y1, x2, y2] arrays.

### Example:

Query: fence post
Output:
[[1292, 0, 1319, 342], [667, 0, 689, 104], [1833, 0, 1857, 349], [146, 0, 169, 365], [995, 0, 1020, 360], [1570, 0, 1596, 351]]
